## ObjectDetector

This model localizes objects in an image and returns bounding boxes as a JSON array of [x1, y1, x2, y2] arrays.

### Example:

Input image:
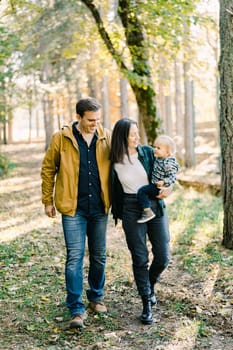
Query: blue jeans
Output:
[[62, 211, 108, 316], [122, 194, 170, 296], [137, 183, 160, 210]]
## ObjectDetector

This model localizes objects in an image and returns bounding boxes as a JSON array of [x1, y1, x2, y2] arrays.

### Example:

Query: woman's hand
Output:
[[156, 185, 173, 199]]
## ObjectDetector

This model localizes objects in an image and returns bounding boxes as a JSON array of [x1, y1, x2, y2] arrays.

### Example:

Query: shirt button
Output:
[[89, 194, 92, 197]]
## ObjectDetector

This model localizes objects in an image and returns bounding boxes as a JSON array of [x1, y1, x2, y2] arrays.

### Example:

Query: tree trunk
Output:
[[164, 95, 172, 136], [43, 94, 54, 151], [87, 44, 98, 99], [33, 74, 40, 139], [2, 88, 7, 145], [101, 75, 110, 128], [28, 100, 32, 143], [120, 77, 129, 118], [65, 79, 73, 122], [6, 94, 13, 143], [7, 109, 13, 143], [81, 0, 160, 144], [56, 98, 61, 131], [3, 118, 7, 145], [183, 62, 195, 168], [157, 55, 166, 125], [157, 78, 165, 125], [36, 108, 40, 138], [87, 72, 98, 99], [174, 59, 184, 162], [219, 0, 233, 249]]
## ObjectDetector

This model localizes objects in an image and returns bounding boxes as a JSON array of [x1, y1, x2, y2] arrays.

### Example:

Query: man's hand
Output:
[[156, 185, 173, 199], [45, 205, 56, 218]]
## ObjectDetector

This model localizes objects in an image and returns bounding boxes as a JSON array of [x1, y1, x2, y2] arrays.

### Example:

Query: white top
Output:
[[114, 153, 149, 194]]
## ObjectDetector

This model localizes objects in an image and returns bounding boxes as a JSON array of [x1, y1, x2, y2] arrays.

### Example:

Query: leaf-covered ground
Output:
[[0, 142, 232, 350]]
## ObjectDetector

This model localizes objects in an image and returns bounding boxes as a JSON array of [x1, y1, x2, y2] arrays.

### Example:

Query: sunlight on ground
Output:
[[0, 170, 61, 243], [167, 319, 200, 349], [0, 216, 59, 243], [202, 263, 220, 298], [167, 187, 223, 248]]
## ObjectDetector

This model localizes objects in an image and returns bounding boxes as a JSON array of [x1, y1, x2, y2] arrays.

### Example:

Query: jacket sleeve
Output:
[[41, 133, 61, 206], [110, 165, 124, 225], [139, 145, 165, 217], [163, 158, 179, 186]]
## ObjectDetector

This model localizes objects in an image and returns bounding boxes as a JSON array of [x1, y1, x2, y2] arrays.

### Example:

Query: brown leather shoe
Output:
[[69, 313, 87, 328], [89, 301, 107, 313]]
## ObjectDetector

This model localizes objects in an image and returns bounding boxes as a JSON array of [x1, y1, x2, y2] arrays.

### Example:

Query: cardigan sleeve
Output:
[[110, 165, 124, 225]]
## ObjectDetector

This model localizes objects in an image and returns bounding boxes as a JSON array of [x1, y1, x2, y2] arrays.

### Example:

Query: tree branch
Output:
[[80, 0, 128, 72], [118, 0, 150, 76]]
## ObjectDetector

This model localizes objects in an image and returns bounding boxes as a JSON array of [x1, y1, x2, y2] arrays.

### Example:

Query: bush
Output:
[[0, 153, 14, 177]]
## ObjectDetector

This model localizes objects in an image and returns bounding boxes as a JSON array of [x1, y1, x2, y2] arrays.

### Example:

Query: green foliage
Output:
[[0, 25, 20, 74], [0, 25, 21, 121], [168, 188, 233, 278], [135, 0, 197, 53], [172, 301, 189, 312], [0, 154, 15, 177], [0, 26, 19, 64], [2, 0, 203, 142], [0, 24, 19, 88], [8, 0, 96, 81]]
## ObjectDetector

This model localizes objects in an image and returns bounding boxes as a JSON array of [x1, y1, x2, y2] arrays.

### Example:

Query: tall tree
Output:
[[0, 25, 19, 144], [80, 0, 195, 143], [219, 0, 233, 249], [80, 0, 158, 143], [120, 76, 129, 118], [174, 59, 184, 163]]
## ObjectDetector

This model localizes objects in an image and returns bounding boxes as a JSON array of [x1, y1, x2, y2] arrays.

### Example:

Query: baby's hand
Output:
[[156, 180, 165, 187]]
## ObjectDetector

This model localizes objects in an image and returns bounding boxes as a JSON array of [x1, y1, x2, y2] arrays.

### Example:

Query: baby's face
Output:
[[153, 142, 170, 158]]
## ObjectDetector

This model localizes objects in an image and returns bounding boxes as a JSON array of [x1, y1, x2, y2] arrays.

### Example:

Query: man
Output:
[[41, 97, 111, 328]]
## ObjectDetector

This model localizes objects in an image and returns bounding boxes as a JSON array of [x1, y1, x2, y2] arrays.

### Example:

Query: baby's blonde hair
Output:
[[154, 135, 176, 156]]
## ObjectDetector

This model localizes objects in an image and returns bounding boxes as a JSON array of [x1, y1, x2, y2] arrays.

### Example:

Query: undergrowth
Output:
[[0, 187, 232, 350]]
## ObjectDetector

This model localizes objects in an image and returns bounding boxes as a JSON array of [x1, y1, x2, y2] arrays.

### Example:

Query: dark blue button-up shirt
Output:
[[72, 122, 104, 215]]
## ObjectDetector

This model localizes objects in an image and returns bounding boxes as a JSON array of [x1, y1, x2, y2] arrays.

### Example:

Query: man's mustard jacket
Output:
[[41, 123, 111, 216]]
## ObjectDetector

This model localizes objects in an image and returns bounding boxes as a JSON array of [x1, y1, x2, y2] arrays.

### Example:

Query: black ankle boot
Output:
[[150, 292, 157, 306], [140, 295, 153, 325], [150, 284, 157, 306]]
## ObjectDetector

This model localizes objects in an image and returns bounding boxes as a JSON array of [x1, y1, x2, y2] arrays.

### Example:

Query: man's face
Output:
[[77, 110, 101, 134]]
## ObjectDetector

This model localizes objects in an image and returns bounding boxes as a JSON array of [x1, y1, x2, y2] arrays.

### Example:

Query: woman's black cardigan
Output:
[[110, 145, 165, 225]]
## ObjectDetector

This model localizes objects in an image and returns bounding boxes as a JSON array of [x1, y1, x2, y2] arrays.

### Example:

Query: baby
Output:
[[137, 135, 179, 223]]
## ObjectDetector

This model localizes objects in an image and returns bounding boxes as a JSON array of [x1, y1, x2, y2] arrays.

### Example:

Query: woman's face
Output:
[[128, 123, 140, 151]]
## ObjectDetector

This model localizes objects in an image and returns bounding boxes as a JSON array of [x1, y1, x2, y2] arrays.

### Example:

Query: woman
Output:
[[110, 118, 171, 325]]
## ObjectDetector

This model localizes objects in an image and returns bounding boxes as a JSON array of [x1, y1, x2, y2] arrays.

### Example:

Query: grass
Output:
[[1, 186, 233, 349], [0, 153, 16, 176], [167, 188, 229, 277]]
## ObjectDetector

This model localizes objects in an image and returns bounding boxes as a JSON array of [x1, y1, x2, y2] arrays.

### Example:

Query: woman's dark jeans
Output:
[[122, 194, 170, 296]]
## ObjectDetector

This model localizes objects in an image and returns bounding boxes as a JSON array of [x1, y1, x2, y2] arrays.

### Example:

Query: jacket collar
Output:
[[61, 121, 106, 140]]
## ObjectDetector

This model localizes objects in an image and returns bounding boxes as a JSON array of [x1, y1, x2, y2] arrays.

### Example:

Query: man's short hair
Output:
[[76, 97, 102, 117]]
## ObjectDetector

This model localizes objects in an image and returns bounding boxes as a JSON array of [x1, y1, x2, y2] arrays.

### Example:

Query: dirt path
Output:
[[0, 142, 232, 350]]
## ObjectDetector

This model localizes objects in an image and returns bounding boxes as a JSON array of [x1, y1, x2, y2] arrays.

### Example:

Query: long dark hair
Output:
[[110, 118, 138, 163]]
